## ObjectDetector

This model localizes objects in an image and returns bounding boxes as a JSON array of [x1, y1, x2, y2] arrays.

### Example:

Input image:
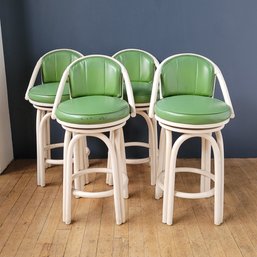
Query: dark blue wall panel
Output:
[[1, 0, 257, 158]]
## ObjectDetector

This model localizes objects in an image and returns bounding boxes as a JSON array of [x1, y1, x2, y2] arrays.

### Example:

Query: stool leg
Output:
[[36, 109, 41, 185], [64, 133, 77, 224], [203, 133, 223, 225], [109, 130, 124, 224], [73, 133, 82, 194], [166, 133, 188, 225], [118, 128, 129, 199], [215, 131, 224, 224], [140, 111, 157, 185], [153, 116, 158, 182], [39, 112, 51, 187], [38, 112, 45, 187], [63, 130, 71, 223], [149, 117, 157, 186], [106, 131, 114, 186], [155, 127, 165, 199], [45, 114, 51, 168], [166, 135, 182, 225], [162, 130, 172, 224], [201, 136, 211, 192], [82, 137, 89, 184]]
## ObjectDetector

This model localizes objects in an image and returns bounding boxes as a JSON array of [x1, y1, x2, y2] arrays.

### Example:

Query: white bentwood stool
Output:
[[113, 49, 159, 185], [25, 49, 90, 187], [149, 53, 235, 225], [52, 55, 136, 224]]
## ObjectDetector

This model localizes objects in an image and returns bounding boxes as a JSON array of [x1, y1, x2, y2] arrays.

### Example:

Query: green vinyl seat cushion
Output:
[[56, 95, 130, 125], [28, 82, 70, 104], [155, 95, 231, 125], [123, 82, 152, 104]]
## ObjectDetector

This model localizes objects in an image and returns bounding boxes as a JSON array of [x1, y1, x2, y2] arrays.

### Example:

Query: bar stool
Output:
[[25, 49, 86, 187], [52, 55, 135, 224], [149, 53, 235, 225], [113, 49, 159, 185]]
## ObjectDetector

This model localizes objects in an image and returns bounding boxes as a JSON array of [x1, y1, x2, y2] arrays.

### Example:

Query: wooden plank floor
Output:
[[0, 158, 257, 257]]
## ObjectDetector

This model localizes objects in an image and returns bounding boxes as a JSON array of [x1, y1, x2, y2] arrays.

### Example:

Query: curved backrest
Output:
[[161, 55, 215, 98], [114, 49, 156, 83], [68, 56, 123, 98], [42, 50, 82, 83]]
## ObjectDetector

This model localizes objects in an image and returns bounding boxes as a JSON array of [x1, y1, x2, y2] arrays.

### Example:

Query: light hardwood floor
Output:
[[0, 158, 256, 257]]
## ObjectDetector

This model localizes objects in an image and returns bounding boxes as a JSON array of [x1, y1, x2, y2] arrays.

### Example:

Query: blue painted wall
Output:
[[1, 0, 256, 158]]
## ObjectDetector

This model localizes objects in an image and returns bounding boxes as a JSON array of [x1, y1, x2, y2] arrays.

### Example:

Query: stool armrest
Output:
[[149, 65, 161, 118], [120, 65, 136, 117], [215, 68, 235, 119], [25, 58, 43, 100], [52, 68, 70, 120]]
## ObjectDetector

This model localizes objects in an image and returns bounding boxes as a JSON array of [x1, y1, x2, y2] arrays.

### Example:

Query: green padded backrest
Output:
[[42, 50, 82, 83], [114, 50, 155, 83], [161, 55, 215, 98], [69, 57, 122, 98]]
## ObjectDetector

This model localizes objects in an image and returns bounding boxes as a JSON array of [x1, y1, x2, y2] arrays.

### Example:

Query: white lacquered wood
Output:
[[215, 131, 224, 223], [125, 142, 149, 148], [62, 124, 126, 225], [162, 129, 172, 224], [45, 159, 63, 165], [139, 110, 157, 185], [155, 128, 165, 199], [157, 116, 228, 131], [162, 132, 223, 226], [123, 109, 158, 185], [36, 110, 41, 185], [63, 130, 72, 222], [44, 143, 64, 150], [200, 136, 211, 192], [126, 158, 150, 164], [119, 128, 129, 199], [24, 58, 43, 100], [149, 64, 162, 118], [73, 132, 81, 193], [73, 189, 114, 198]]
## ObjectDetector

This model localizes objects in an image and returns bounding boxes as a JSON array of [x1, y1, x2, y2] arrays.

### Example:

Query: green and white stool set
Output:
[[25, 49, 234, 225]]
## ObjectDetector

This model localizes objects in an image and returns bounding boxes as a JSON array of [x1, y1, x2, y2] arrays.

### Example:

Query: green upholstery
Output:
[[28, 82, 70, 104], [69, 57, 122, 98], [155, 95, 231, 125], [42, 50, 82, 83], [123, 82, 152, 103], [114, 51, 155, 82], [114, 50, 156, 103], [55, 56, 130, 125], [161, 55, 215, 98], [56, 95, 129, 124], [28, 50, 82, 104]]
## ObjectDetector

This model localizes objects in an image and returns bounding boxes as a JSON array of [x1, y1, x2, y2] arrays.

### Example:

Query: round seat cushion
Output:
[[56, 95, 130, 124], [124, 82, 152, 104], [28, 82, 70, 104], [155, 95, 231, 125]]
